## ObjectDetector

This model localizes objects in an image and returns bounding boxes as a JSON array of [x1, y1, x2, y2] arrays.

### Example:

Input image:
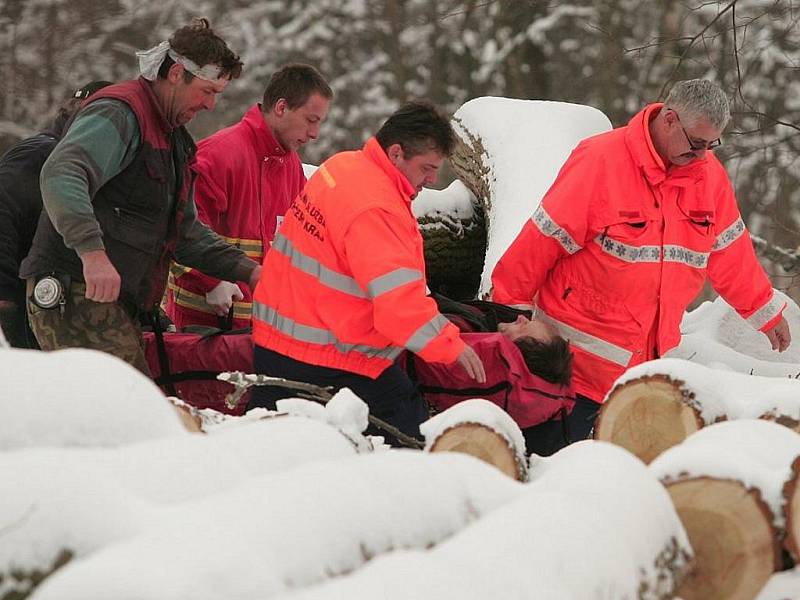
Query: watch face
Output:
[[33, 277, 62, 309]]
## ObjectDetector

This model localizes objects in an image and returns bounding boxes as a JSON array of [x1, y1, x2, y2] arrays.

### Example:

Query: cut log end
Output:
[[429, 422, 525, 481], [594, 375, 702, 463], [667, 477, 780, 600], [782, 455, 800, 561], [168, 399, 204, 433]]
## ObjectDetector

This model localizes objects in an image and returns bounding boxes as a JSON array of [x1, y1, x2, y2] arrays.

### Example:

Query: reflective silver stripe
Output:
[[532, 206, 581, 254], [405, 313, 451, 354], [509, 303, 534, 311], [663, 245, 709, 269], [594, 235, 660, 263], [367, 268, 423, 298], [253, 301, 403, 360], [746, 291, 785, 330], [537, 309, 633, 367], [594, 236, 709, 269], [712, 217, 745, 252], [272, 233, 366, 298]]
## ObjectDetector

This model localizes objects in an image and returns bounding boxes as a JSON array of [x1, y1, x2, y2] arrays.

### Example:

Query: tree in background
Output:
[[0, 0, 796, 294]]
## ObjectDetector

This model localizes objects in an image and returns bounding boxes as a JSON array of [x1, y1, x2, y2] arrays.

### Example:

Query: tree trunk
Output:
[[596, 359, 800, 464]]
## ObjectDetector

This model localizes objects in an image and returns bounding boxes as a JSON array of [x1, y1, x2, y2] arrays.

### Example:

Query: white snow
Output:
[[452, 97, 612, 296], [670, 290, 800, 376], [281, 442, 690, 600], [0, 417, 359, 580], [29, 452, 522, 600], [413, 179, 475, 222], [649, 420, 800, 528], [0, 347, 186, 450], [609, 357, 800, 425], [756, 566, 800, 600]]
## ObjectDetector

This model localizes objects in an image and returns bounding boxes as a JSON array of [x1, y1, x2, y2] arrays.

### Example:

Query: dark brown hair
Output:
[[158, 17, 243, 81], [263, 63, 333, 111], [375, 101, 456, 158], [514, 335, 573, 387]]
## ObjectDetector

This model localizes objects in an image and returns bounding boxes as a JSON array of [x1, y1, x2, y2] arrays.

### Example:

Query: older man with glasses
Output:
[[491, 79, 791, 450]]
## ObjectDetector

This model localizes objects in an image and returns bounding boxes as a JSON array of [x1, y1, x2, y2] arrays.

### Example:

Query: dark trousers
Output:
[[522, 394, 601, 456], [250, 346, 429, 445]]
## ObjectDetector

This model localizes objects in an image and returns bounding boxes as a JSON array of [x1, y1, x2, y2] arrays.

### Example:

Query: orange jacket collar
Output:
[[362, 137, 416, 202]]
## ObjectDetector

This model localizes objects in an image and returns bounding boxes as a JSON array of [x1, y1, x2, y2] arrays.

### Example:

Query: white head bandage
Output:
[[136, 41, 228, 83]]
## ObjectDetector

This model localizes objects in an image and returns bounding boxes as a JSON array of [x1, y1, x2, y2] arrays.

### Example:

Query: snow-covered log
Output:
[[414, 181, 485, 299], [421, 399, 527, 480], [649, 420, 800, 600], [595, 358, 800, 463], [279, 442, 691, 600], [28, 452, 523, 600], [0, 415, 362, 598], [0, 347, 187, 450], [450, 97, 611, 297]]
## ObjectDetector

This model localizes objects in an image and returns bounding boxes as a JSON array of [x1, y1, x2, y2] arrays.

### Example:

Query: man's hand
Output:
[[456, 345, 486, 383], [205, 281, 244, 317], [80, 250, 121, 302], [765, 316, 791, 352], [248, 265, 262, 293]]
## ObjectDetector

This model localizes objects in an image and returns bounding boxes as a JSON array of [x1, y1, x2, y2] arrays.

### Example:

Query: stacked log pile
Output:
[[649, 420, 800, 600], [278, 442, 692, 600], [594, 357, 800, 464]]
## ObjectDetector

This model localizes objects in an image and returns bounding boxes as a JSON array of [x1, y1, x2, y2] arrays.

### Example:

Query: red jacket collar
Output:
[[243, 104, 291, 159], [362, 137, 416, 202], [625, 103, 707, 188]]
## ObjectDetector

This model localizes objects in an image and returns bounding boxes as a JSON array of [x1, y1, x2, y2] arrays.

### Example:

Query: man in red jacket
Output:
[[492, 79, 791, 443], [250, 102, 485, 444], [167, 64, 332, 330]]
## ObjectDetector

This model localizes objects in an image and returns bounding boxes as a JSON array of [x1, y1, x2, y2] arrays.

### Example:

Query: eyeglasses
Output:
[[673, 111, 721, 151]]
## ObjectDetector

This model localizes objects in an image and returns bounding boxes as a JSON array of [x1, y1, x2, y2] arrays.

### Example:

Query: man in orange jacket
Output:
[[250, 102, 485, 443], [167, 64, 332, 330], [492, 79, 791, 443]]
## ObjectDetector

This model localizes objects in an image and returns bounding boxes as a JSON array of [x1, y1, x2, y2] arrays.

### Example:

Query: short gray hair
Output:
[[664, 79, 731, 131]]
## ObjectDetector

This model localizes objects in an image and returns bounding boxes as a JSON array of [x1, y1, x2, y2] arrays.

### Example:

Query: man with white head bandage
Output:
[[21, 18, 262, 375]]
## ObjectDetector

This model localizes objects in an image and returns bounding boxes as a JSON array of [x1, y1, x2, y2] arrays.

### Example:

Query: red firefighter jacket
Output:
[[252, 137, 465, 378], [492, 103, 785, 403], [167, 104, 305, 329]]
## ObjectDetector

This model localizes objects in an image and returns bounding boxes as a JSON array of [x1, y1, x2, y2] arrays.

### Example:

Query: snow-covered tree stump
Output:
[[422, 399, 528, 481], [595, 358, 800, 464], [650, 420, 800, 600]]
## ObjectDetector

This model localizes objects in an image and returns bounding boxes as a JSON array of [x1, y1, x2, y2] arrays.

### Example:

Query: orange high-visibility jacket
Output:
[[252, 137, 465, 378], [492, 104, 785, 402]]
